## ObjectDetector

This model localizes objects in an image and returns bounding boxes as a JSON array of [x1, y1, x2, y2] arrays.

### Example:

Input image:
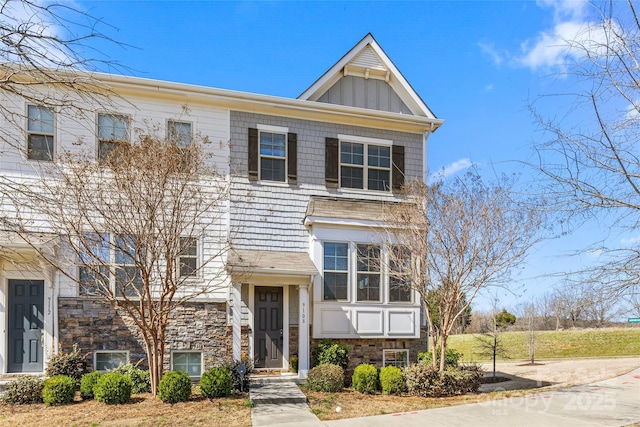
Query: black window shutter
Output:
[[325, 137, 339, 188], [287, 132, 297, 185], [392, 145, 405, 192], [248, 128, 258, 181]]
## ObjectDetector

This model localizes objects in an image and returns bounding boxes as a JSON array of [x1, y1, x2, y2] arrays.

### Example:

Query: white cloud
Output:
[[429, 158, 474, 183], [620, 235, 640, 246], [485, 83, 494, 92], [478, 41, 505, 66]]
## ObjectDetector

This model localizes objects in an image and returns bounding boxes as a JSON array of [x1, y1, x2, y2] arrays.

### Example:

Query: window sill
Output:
[[337, 187, 393, 197], [256, 180, 295, 188]]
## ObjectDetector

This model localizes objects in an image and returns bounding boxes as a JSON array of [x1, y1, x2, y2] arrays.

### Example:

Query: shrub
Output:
[[352, 364, 379, 394], [158, 371, 192, 403], [80, 371, 103, 400], [403, 363, 484, 397], [224, 357, 253, 391], [42, 375, 76, 406], [1, 376, 44, 404], [94, 372, 133, 405], [379, 366, 403, 395], [312, 340, 349, 371], [200, 367, 233, 398], [111, 363, 151, 394], [306, 363, 344, 392], [45, 344, 89, 386], [289, 355, 298, 373], [417, 349, 462, 368]]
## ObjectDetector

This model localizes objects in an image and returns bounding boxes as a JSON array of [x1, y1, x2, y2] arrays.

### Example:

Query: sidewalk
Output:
[[249, 375, 323, 427]]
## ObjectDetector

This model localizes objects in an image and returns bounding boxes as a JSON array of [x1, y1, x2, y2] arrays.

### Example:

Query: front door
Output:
[[254, 286, 283, 369], [8, 280, 44, 373]]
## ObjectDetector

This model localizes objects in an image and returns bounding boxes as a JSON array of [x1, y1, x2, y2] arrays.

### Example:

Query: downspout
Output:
[[53, 268, 59, 353], [423, 123, 435, 183]]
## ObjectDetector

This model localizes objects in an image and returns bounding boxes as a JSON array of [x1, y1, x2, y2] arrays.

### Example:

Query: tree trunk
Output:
[[439, 335, 448, 372]]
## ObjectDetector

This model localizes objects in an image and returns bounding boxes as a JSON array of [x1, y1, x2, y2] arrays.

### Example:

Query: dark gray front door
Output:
[[254, 286, 283, 369], [8, 280, 44, 373]]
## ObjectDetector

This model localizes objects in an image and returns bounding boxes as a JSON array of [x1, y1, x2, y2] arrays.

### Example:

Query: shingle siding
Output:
[[229, 111, 423, 252]]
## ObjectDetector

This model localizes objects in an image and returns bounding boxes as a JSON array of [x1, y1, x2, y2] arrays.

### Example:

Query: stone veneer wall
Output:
[[58, 298, 242, 371], [310, 326, 428, 370], [288, 325, 299, 359]]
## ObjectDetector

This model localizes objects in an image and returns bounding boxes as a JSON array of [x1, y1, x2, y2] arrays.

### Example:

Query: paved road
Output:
[[323, 367, 640, 427]]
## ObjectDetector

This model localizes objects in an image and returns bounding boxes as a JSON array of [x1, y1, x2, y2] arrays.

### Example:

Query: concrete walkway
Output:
[[323, 367, 640, 427], [250, 376, 323, 426]]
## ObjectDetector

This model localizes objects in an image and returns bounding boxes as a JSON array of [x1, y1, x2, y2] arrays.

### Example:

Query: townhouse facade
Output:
[[0, 34, 442, 378]]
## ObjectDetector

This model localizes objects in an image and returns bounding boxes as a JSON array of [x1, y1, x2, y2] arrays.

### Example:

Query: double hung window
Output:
[[260, 131, 286, 182], [98, 113, 130, 162], [356, 244, 381, 302], [323, 242, 349, 300], [340, 139, 391, 191], [27, 105, 55, 161], [168, 120, 192, 147], [178, 237, 198, 277], [389, 246, 412, 302]]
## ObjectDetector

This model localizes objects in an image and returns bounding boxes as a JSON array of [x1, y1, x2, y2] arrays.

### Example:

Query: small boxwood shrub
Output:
[[417, 349, 462, 368], [352, 364, 379, 394], [1, 376, 44, 404], [158, 371, 192, 403], [45, 344, 89, 386], [200, 367, 233, 398], [112, 363, 151, 394], [94, 372, 133, 404], [42, 375, 76, 406], [379, 366, 403, 395], [306, 363, 344, 392], [312, 340, 349, 371], [80, 371, 103, 400]]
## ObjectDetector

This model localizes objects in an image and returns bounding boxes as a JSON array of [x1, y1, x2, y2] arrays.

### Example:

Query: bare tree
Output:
[[532, 0, 640, 298], [6, 129, 230, 396], [384, 170, 542, 371]]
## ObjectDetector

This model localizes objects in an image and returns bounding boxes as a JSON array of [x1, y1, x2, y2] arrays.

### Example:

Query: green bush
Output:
[[417, 349, 462, 368], [289, 355, 299, 373], [111, 363, 151, 394], [94, 372, 133, 405], [158, 371, 192, 403], [312, 340, 349, 371], [224, 358, 252, 391], [200, 367, 233, 398], [45, 344, 89, 386], [42, 375, 76, 406], [306, 363, 344, 392], [379, 366, 403, 395], [352, 364, 379, 394], [1, 376, 44, 404], [80, 371, 103, 400], [403, 363, 483, 397]]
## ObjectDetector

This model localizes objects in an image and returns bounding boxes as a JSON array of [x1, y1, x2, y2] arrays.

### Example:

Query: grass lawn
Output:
[[0, 392, 252, 427], [448, 327, 640, 361]]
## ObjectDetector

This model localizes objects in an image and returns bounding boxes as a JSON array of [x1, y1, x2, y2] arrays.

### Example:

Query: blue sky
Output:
[[73, 0, 615, 312]]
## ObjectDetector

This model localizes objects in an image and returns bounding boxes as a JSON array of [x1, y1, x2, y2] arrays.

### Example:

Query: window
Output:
[[383, 349, 409, 368], [168, 120, 192, 147], [27, 105, 54, 161], [79, 232, 142, 297], [178, 237, 198, 277], [340, 140, 391, 191], [357, 244, 381, 301], [95, 351, 128, 371], [323, 242, 348, 300], [260, 131, 286, 182], [172, 351, 202, 377], [98, 113, 129, 162], [389, 246, 412, 303]]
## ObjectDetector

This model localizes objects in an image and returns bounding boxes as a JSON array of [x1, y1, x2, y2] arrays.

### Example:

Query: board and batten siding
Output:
[[229, 111, 423, 253], [317, 76, 413, 115]]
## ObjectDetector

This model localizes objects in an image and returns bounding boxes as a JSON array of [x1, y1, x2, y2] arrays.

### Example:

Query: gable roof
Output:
[[298, 33, 438, 120]]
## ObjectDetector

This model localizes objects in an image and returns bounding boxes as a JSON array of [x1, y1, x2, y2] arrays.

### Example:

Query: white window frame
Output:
[[257, 124, 288, 183], [338, 134, 393, 192], [79, 232, 142, 297], [356, 243, 382, 303], [97, 113, 130, 162], [322, 241, 350, 301], [387, 246, 412, 304], [178, 236, 199, 278], [26, 104, 55, 161], [94, 350, 129, 372], [171, 350, 203, 378], [167, 119, 192, 147], [382, 349, 409, 368]]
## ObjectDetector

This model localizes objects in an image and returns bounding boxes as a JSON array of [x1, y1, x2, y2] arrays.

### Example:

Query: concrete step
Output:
[[249, 378, 308, 405]]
